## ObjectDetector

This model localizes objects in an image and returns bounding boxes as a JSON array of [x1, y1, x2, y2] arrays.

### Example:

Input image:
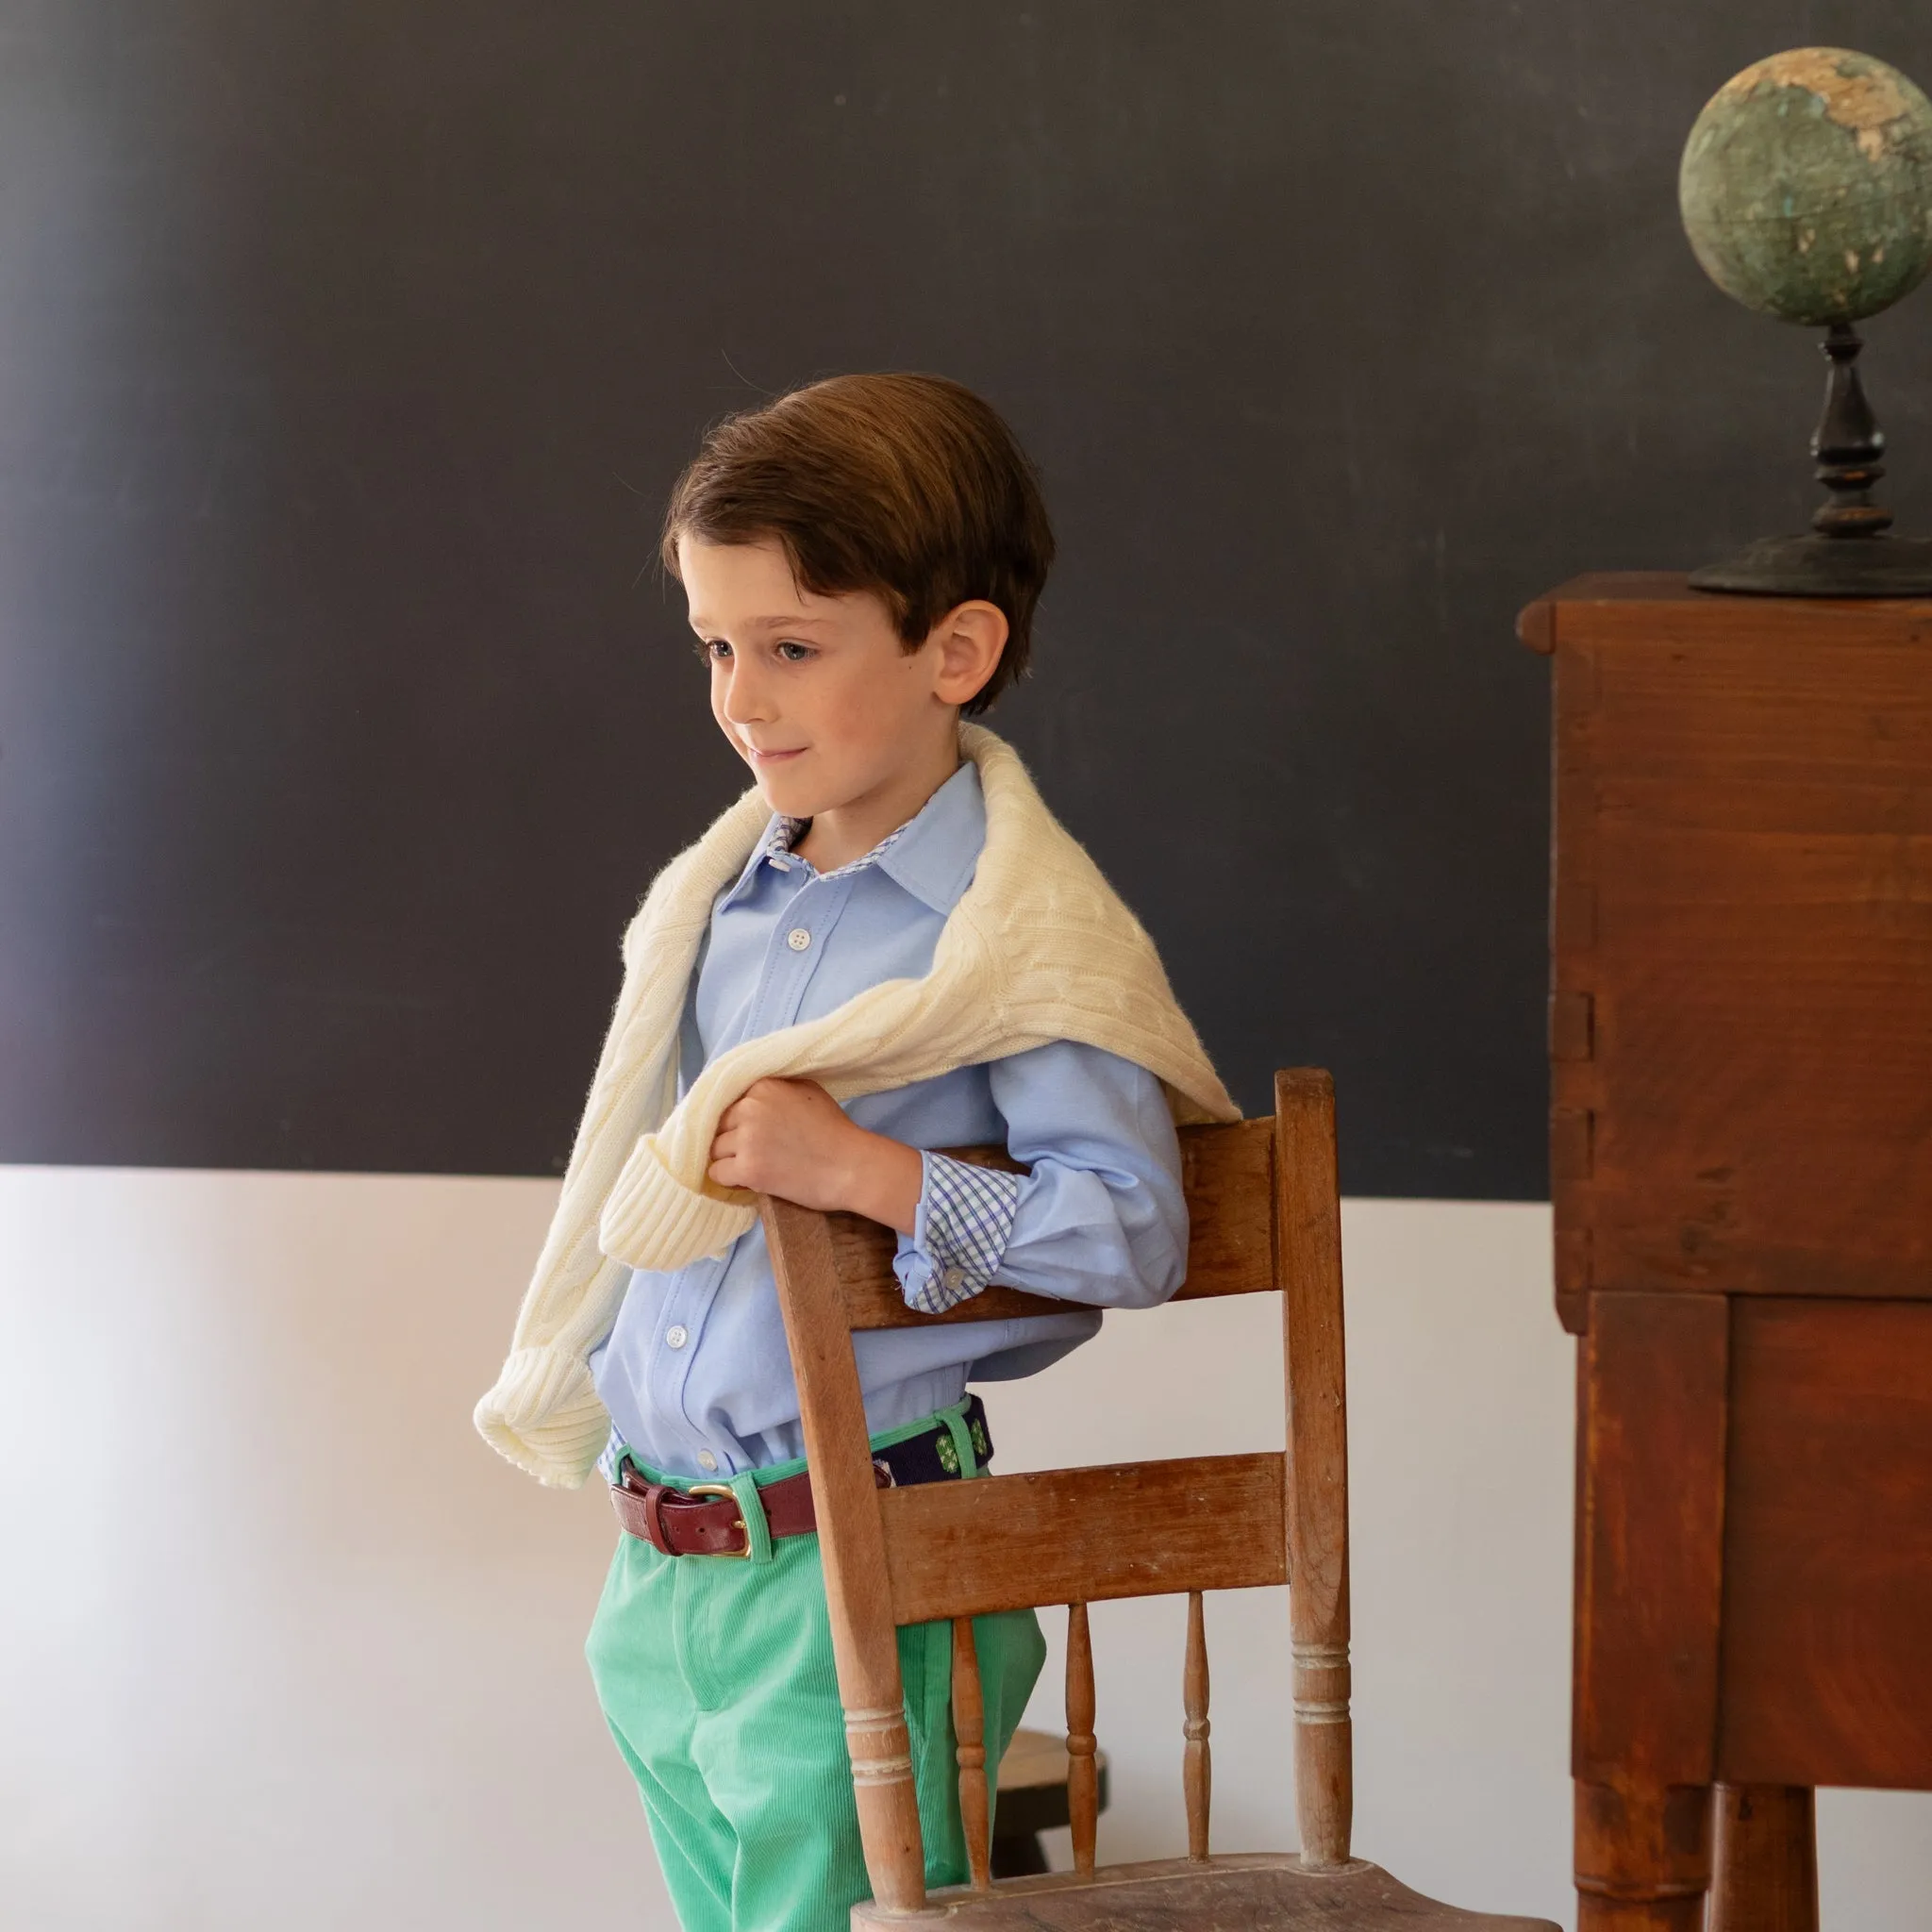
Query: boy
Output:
[[475, 374, 1237, 1932]]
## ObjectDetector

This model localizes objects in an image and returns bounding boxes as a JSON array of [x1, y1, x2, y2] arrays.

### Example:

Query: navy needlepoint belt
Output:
[[609, 1394, 993, 1558]]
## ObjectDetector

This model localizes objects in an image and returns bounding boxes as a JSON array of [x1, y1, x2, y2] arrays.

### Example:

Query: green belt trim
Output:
[[724, 1470, 775, 1563], [618, 1392, 984, 1495]]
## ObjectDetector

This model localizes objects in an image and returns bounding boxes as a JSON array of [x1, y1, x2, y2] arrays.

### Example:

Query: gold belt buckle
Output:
[[685, 1482, 754, 1558]]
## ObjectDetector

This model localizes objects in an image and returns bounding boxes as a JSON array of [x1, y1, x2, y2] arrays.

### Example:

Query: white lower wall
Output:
[[2, 1168, 1927, 1929]]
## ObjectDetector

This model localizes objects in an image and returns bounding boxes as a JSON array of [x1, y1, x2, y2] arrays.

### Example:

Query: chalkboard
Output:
[[4, 2, 1927, 1196]]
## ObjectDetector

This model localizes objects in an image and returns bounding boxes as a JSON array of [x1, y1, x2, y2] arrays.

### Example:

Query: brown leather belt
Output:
[[609, 1397, 991, 1558], [609, 1460, 882, 1557]]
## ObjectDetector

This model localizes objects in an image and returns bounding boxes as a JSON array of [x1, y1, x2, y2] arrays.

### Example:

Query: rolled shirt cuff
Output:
[[897, 1151, 1023, 1314]]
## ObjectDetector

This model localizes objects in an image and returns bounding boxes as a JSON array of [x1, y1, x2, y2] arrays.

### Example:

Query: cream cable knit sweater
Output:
[[475, 724, 1239, 1488]]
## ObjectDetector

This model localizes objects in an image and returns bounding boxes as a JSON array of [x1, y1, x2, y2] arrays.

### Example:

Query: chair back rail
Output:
[[758, 1068, 1351, 1915], [825, 1115, 1276, 1330], [878, 1452, 1287, 1625]]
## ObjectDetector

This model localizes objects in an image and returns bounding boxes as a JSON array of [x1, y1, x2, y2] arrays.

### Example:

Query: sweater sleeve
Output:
[[892, 1039, 1188, 1313]]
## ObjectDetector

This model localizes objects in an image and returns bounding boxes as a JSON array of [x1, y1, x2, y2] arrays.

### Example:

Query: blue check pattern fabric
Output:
[[761, 813, 908, 880], [907, 1152, 1024, 1314]]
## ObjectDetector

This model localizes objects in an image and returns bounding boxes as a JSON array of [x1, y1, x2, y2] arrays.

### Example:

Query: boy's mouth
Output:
[[744, 742, 807, 765]]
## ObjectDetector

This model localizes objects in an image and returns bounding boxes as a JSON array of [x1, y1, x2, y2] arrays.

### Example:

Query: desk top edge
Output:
[[1517, 571, 1932, 652]]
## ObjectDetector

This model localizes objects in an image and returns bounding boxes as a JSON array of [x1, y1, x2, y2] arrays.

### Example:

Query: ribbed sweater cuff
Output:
[[473, 1346, 609, 1490], [598, 1135, 758, 1272]]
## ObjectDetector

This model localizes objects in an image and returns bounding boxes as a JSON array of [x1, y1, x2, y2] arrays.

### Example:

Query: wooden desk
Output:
[[1520, 575, 1932, 1932]]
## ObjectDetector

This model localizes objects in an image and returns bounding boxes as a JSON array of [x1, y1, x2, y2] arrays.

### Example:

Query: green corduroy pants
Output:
[[586, 1405, 1046, 1932]]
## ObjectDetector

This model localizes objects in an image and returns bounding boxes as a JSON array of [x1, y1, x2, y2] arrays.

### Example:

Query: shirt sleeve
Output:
[[893, 1039, 1190, 1315]]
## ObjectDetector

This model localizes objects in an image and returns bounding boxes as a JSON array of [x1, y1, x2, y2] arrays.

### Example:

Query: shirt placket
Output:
[[651, 860, 860, 1474], [741, 866, 856, 1041]]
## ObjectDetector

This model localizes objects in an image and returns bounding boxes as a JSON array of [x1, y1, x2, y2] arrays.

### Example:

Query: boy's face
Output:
[[680, 535, 998, 821]]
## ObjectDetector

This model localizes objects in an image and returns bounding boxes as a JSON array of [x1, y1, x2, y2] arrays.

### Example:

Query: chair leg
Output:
[[1710, 1784, 1818, 1932]]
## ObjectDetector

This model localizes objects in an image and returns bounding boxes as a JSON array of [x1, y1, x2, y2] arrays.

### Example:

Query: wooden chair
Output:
[[758, 1069, 1557, 1929]]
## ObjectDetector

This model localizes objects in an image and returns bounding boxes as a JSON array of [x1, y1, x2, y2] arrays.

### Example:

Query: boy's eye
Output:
[[776, 641, 813, 662], [694, 638, 731, 663]]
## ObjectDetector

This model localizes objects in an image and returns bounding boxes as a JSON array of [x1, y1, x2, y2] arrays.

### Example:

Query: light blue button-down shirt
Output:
[[588, 758, 1189, 1479]]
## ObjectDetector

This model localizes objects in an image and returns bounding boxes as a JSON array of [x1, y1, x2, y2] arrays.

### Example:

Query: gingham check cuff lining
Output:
[[906, 1152, 1023, 1314]]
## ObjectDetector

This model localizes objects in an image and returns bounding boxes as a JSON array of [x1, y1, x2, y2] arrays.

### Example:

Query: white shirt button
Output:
[[943, 1266, 967, 1291], [696, 1449, 719, 1472], [665, 1324, 689, 1350], [787, 926, 812, 952]]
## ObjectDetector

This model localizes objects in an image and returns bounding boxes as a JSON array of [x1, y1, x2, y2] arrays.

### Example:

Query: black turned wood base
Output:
[[1693, 323, 1932, 597], [1690, 532, 1932, 596]]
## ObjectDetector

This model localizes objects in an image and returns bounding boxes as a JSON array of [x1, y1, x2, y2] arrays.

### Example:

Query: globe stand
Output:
[[1690, 323, 1932, 596]]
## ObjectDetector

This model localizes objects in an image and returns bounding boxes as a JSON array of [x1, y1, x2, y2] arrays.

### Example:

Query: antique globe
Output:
[[1681, 47, 1932, 325], [1679, 48, 1932, 593]]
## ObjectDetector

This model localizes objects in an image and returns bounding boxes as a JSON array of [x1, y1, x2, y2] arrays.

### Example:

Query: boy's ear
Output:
[[929, 600, 1008, 708]]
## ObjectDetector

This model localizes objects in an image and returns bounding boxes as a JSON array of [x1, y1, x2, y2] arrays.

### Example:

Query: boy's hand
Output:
[[708, 1077, 923, 1235]]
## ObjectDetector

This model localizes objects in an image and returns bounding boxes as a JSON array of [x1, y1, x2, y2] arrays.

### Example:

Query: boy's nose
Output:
[[720, 661, 774, 725]]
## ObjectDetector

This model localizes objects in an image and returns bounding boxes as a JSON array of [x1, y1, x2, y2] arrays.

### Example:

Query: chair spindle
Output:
[[1183, 1589, 1211, 1860], [950, 1617, 991, 1891], [1066, 1601, 1098, 1876]]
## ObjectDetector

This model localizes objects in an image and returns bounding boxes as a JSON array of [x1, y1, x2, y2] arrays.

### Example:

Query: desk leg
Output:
[[1573, 1293, 1730, 1932], [1574, 1777, 1711, 1931], [1710, 1784, 1818, 1932]]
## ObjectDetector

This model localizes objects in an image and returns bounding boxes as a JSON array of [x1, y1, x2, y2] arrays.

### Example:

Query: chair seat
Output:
[[851, 1853, 1561, 1930]]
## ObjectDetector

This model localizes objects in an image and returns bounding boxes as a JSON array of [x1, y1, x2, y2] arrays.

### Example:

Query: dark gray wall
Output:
[[4, 3, 1928, 1194]]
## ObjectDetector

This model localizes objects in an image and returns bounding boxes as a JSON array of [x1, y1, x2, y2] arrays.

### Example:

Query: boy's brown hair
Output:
[[660, 373, 1054, 716]]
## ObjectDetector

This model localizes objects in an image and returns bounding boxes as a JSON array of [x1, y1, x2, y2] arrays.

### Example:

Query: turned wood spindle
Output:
[[1183, 1589, 1212, 1861], [1066, 1601, 1098, 1876], [1810, 322, 1890, 539], [950, 1617, 992, 1891]]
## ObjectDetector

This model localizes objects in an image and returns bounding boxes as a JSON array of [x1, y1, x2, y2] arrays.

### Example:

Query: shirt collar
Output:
[[873, 758, 985, 912], [719, 758, 986, 915]]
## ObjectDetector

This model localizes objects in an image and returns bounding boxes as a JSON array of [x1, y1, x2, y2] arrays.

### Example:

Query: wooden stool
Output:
[[991, 1726, 1110, 1878]]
